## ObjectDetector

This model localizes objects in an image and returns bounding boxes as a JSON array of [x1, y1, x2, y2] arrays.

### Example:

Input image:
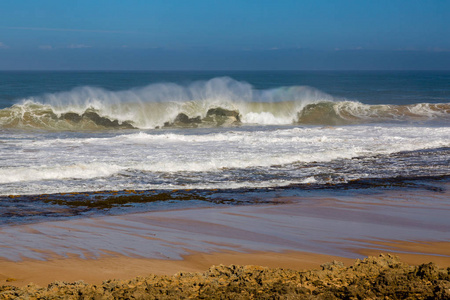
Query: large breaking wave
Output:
[[0, 77, 448, 130]]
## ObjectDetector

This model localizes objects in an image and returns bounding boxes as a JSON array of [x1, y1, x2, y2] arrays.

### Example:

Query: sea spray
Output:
[[1, 77, 449, 130], [0, 77, 335, 130]]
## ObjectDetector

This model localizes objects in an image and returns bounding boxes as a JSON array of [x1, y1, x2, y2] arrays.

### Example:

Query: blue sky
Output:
[[0, 0, 449, 70]]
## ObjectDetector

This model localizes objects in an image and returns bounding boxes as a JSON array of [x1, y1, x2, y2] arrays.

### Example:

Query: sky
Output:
[[0, 0, 449, 70]]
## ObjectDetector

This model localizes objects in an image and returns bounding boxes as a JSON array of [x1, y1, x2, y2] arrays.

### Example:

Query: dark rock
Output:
[[60, 111, 135, 129], [173, 113, 201, 125], [206, 107, 240, 118], [173, 113, 191, 124], [163, 113, 202, 128], [60, 112, 82, 122], [164, 108, 240, 128], [203, 108, 241, 126]]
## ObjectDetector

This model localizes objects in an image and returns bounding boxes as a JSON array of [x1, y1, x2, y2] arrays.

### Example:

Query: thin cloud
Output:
[[394, 47, 450, 52], [335, 46, 364, 51], [39, 45, 53, 50], [428, 47, 450, 53], [5, 26, 134, 34], [0, 42, 9, 49], [67, 44, 92, 49], [38, 44, 93, 50]]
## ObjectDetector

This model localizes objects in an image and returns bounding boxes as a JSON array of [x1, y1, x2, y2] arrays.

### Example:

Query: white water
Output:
[[1, 77, 448, 131], [0, 77, 449, 196], [1, 124, 449, 195], [1, 78, 331, 129]]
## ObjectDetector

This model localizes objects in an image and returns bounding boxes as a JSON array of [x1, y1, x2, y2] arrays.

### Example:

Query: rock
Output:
[[203, 108, 241, 126], [60, 112, 135, 129], [320, 260, 345, 271], [206, 107, 240, 118], [164, 108, 241, 128], [1, 255, 449, 299], [60, 112, 83, 122], [163, 113, 202, 128]]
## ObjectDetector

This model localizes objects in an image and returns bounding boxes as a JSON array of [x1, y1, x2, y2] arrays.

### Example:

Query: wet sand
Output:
[[1, 244, 450, 287], [1, 184, 449, 287], [0, 251, 359, 287]]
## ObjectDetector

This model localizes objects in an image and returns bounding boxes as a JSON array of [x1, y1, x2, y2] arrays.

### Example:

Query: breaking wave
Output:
[[0, 77, 448, 130], [297, 101, 450, 125]]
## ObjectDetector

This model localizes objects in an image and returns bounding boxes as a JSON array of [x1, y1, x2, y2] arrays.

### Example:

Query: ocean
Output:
[[0, 71, 449, 225]]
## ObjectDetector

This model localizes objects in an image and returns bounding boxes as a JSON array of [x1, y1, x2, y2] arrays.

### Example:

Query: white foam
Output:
[[1, 124, 449, 195], [0, 163, 123, 184], [2, 77, 333, 129], [241, 112, 293, 125]]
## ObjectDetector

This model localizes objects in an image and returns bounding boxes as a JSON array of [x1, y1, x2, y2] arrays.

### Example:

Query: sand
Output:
[[0, 185, 449, 287], [1, 244, 450, 288], [3, 255, 449, 299]]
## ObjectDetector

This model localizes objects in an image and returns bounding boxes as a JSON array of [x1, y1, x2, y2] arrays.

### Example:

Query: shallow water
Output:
[[1, 181, 448, 261]]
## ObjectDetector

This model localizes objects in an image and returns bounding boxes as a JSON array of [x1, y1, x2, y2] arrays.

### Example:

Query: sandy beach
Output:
[[1, 1, 450, 297], [1, 244, 450, 288], [1, 184, 449, 287]]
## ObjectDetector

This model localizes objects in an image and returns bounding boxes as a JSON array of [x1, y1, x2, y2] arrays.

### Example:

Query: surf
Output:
[[0, 77, 448, 131]]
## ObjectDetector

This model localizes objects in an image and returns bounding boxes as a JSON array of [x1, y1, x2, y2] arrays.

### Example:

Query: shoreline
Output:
[[1, 242, 450, 287], [0, 250, 356, 287], [1, 185, 449, 287], [3, 254, 449, 299]]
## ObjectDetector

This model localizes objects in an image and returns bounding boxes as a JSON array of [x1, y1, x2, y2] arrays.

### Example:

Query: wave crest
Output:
[[0, 77, 448, 130], [297, 101, 450, 125]]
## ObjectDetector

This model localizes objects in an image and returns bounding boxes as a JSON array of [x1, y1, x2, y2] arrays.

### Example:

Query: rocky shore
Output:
[[1, 254, 449, 299]]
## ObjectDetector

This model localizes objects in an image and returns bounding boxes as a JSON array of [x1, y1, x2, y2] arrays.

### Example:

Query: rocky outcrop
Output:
[[163, 113, 202, 128], [60, 112, 135, 129], [203, 108, 241, 126], [1, 255, 449, 299], [163, 108, 240, 128]]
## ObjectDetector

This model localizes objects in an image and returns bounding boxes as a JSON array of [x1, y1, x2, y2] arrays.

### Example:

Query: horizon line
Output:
[[0, 69, 449, 72], [4, 26, 135, 34]]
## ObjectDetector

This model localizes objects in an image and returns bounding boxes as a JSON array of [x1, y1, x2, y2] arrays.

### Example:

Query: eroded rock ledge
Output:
[[1, 255, 449, 299]]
